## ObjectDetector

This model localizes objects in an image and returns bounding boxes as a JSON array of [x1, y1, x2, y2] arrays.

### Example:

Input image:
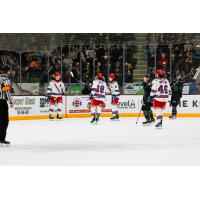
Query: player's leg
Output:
[[170, 96, 180, 119], [90, 106, 97, 124], [56, 97, 63, 119], [153, 99, 165, 128], [96, 105, 102, 122], [95, 100, 105, 123], [142, 103, 151, 125], [148, 101, 155, 123], [169, 97, 177, 119], [90, 99, 97, 124], [154, 108, 163, 128], [49, 97, 56, 119], [149, 108, 155, 123], [110, 98, 119, 120]]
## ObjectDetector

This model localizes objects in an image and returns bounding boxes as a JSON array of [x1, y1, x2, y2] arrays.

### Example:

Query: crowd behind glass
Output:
[[0, 33, 200, 94]]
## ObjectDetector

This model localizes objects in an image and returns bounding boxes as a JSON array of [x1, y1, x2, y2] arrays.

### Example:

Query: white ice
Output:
[[0, 117, 200, 165]]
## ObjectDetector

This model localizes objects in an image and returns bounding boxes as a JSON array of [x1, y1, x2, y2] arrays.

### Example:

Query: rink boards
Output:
[[9, 95, 200, 120]]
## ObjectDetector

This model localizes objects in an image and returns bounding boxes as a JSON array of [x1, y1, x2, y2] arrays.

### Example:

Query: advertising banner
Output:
[[66, 95, 144, 114], [66, 95, 200, 115], [8, 95, 200, 119], [10, 96, 66, 118]]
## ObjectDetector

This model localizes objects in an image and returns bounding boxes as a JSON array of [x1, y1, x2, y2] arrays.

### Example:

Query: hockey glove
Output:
[[112, 94, 117, 101], [89, 94, 94, 100], [47, 95, 51, 102], [147, 95, 154, 103]]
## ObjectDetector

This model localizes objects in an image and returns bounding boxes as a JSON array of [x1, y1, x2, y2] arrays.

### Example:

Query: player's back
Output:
[[151, 78, 171, 102], [109, 81, 120, 96], [91, 79, 108, 99]]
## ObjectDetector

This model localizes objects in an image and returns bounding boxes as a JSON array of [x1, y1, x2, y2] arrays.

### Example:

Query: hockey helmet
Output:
[[109, 73, 116, 79], [54, 71, 61, 77], [156, 69, 165, 77], [97, 72, 103, 80]]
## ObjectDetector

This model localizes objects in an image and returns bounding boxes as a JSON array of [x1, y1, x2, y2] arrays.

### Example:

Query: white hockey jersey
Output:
[[150, 78, 171, 102], [47, 80, 65, 97], [108, 81, 120, 96], [91, 79, 109, 100]]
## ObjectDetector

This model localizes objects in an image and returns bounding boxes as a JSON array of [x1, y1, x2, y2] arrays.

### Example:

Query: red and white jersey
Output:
[[108, 81, 120, 96], [150, 78, 171, 102], [91, 79, 109, 100], [47, 80, 65, 97]]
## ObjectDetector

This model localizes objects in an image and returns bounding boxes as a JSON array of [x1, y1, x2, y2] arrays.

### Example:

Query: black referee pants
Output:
[[0, 99, 9, 141]]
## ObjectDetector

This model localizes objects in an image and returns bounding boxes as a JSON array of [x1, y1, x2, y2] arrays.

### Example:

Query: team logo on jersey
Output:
[[72, 97, 82, 108]]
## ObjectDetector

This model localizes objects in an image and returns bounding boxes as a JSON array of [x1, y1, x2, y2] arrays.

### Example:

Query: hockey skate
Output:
[[169, 115, 176, 119], [155, 121, 162, 129], [142, 120, 151, 126], [0, 140, 10, 147], [150, 118, 156, 124], [95, 116, 99, 123], [91, 117, 97, 124], [110, 114, 119, 121], [49, 114, 54, 120], [56, 114, 63, 120]]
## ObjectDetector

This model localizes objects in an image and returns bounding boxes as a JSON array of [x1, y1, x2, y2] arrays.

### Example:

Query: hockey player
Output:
[[141, 74, 155, 125], [108, 73, 120, 120], [90, 72, 108, 124], [47, 71, 65, 120], [149, 69, 171, 128], [169, 72, 183, 119]]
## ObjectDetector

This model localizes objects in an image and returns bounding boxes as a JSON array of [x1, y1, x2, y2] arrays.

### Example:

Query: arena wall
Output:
[[9, 95, 200, 120]]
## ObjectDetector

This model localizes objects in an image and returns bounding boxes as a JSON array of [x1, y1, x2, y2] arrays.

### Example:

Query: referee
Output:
[[0, 67, 14, 145]]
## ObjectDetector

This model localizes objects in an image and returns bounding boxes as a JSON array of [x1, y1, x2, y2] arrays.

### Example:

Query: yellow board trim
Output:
[[9, 114, 67, 121], [66, 113, 200, 118], [9, 113, 200, 120]]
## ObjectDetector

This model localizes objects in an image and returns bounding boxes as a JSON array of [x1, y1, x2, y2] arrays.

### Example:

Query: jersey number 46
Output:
[[158, 85, 169, 94]]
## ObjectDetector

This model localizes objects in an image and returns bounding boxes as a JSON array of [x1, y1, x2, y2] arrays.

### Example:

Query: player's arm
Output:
[[150, 80, 157, 97], [47, 81, 53, 100], [89, 81, 97, 99], [47, 81, 52, 94], [114, 82, 120, 95], [148, 80, 157, 102], [104, 82, 110, 95], [167, 80, 172, 94]]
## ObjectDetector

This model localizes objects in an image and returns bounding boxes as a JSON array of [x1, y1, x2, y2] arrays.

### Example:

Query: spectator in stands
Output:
[[69, 46, 78, 60], [29, 59, 38, 69], [184, 51, 193, 75], [148, 44, 157, 68], [125, 63, 133, 83], [157, 53, 169, 71], [110, 45, 123, 65], [192, 44, 200, 67], [63, 54, 73, 69], [114, 61, 123, 86]]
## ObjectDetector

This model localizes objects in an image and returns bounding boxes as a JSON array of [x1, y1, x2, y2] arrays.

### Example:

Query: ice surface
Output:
[[1, 117, 200, 165]]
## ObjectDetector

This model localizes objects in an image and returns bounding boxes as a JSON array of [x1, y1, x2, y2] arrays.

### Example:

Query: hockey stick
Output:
[[14, 82, 47, 97], [14, 82, 32, 95], [136, 104, 143, 124], [70, 71, 86, 85], [32, 91, 48, 97], [191, 66, 200, 80]]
